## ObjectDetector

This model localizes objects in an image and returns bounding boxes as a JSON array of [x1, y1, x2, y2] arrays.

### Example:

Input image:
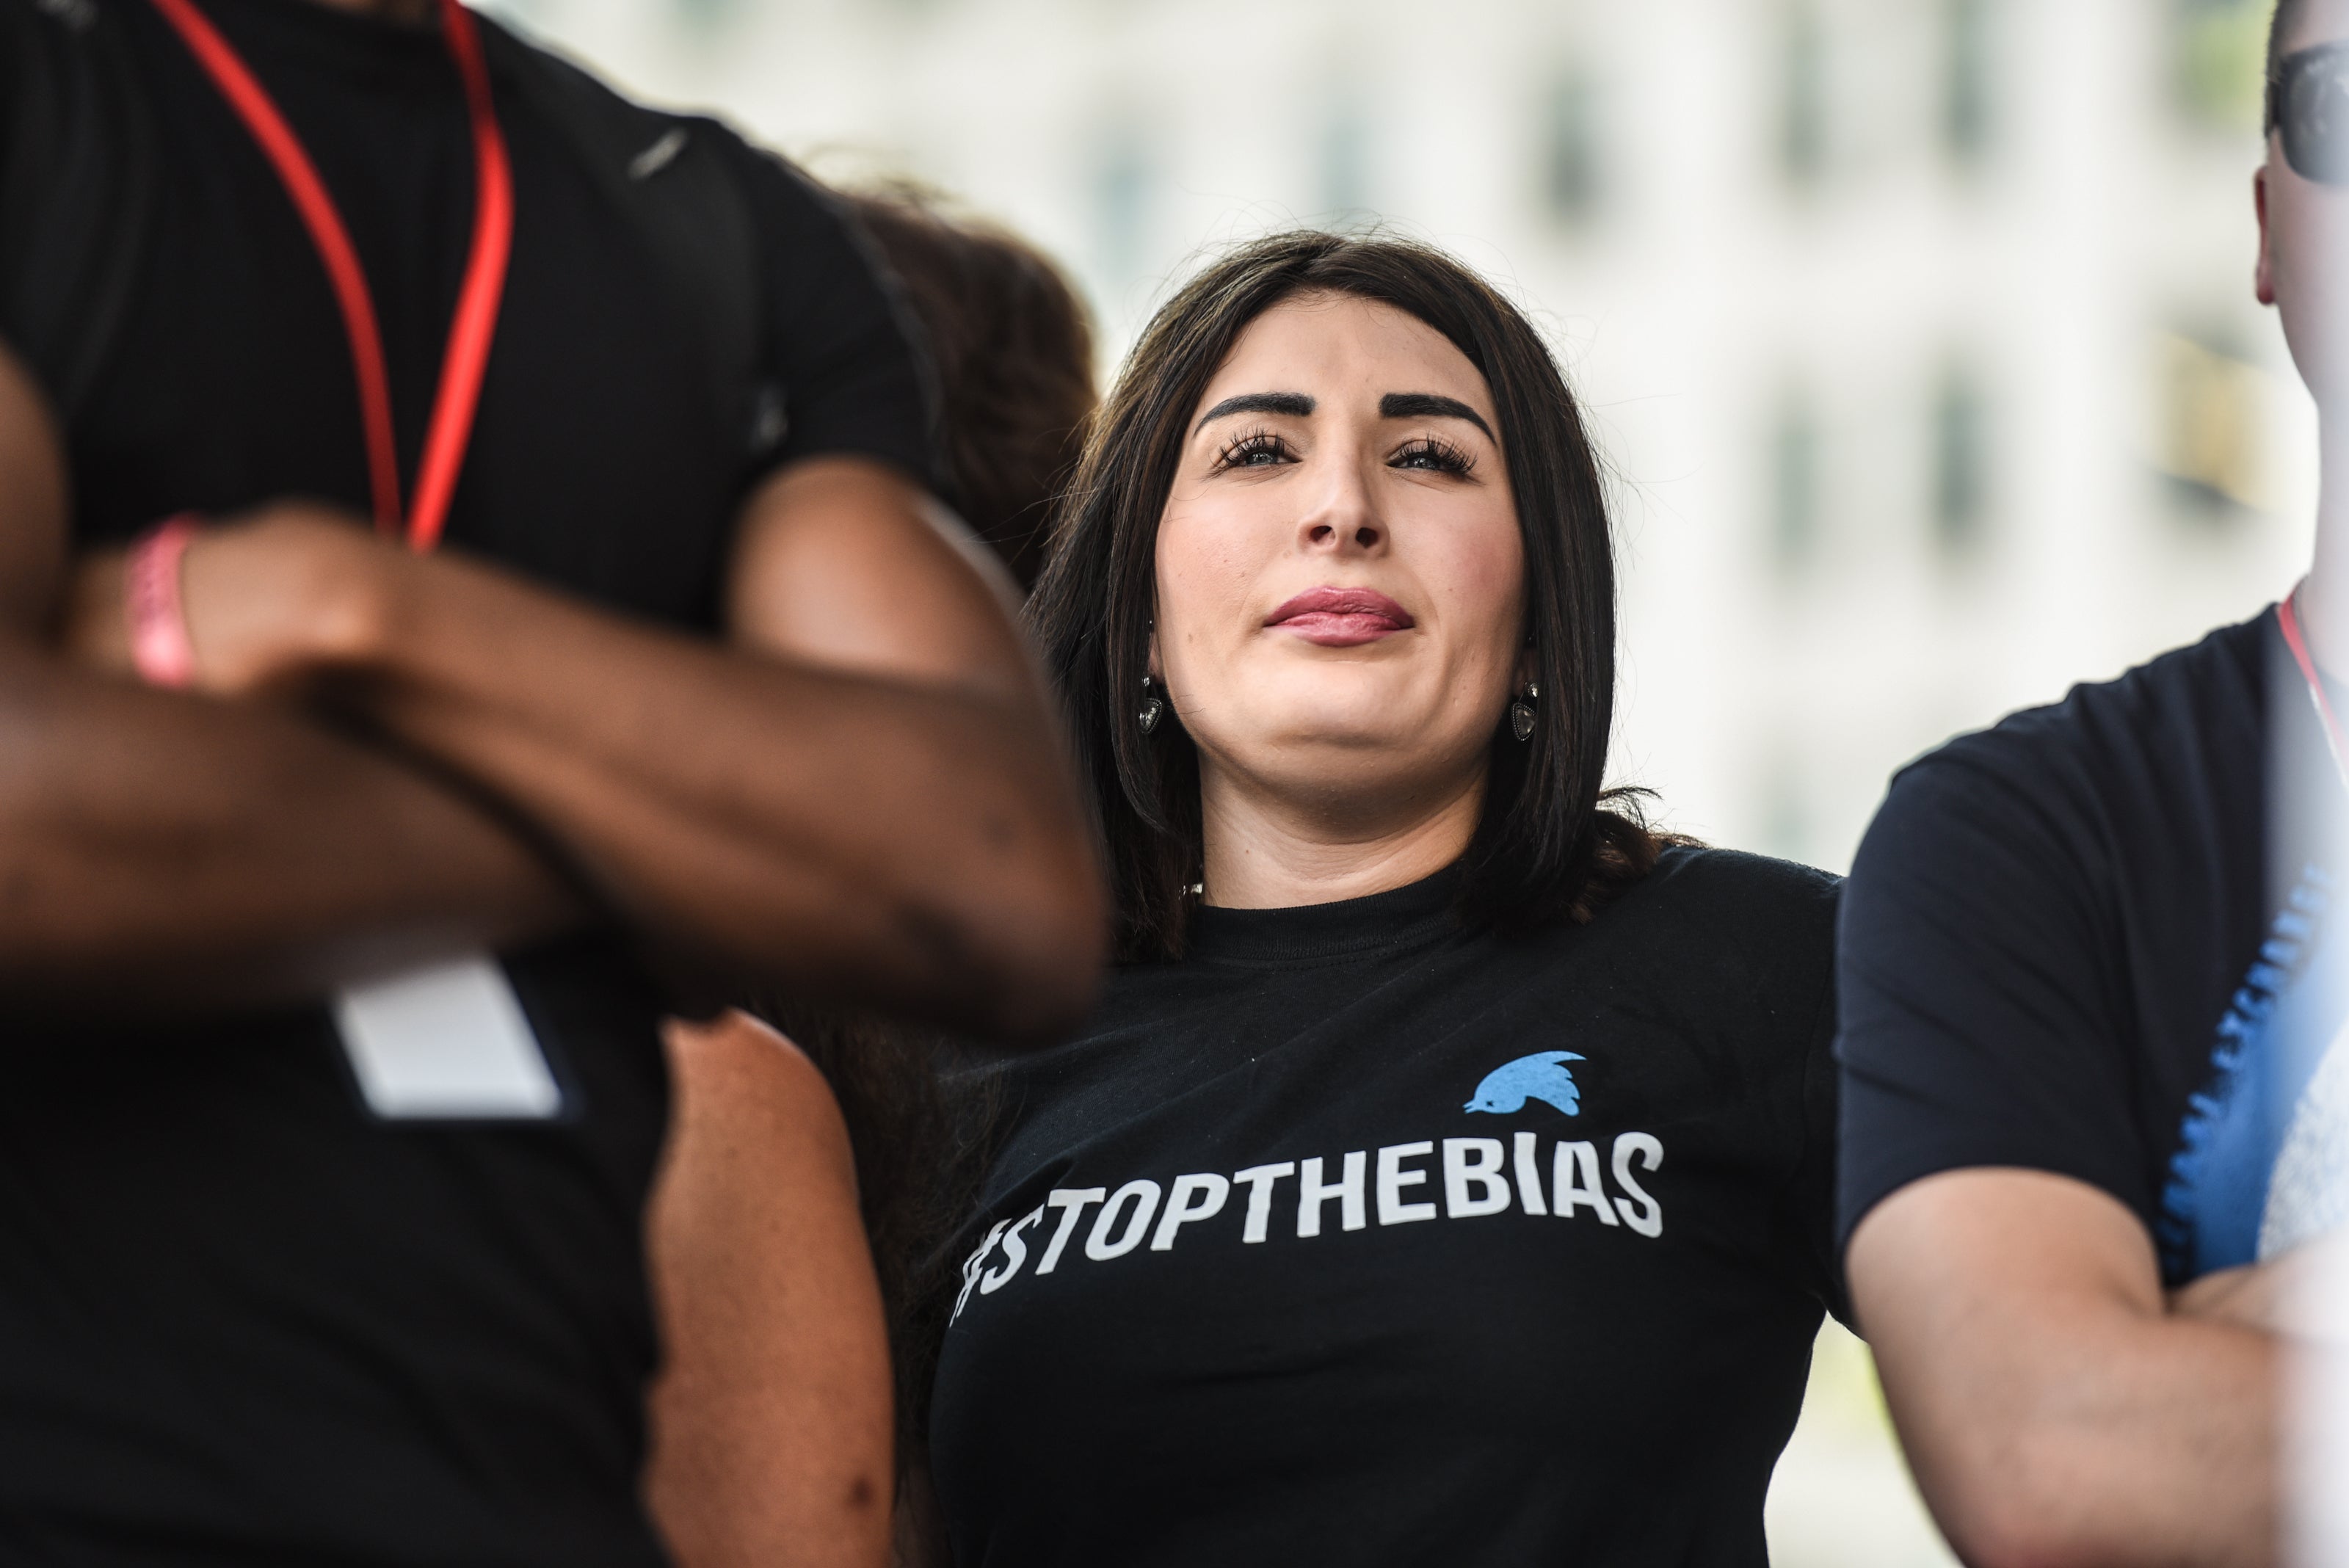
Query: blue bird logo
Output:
[[1464, 1050, 1584, 1117]]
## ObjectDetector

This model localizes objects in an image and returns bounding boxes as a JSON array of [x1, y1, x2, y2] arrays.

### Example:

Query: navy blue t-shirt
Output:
[[1838, 609, 2349, 1282]]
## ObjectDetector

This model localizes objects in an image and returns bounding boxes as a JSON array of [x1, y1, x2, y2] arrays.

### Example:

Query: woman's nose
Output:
[[1298, 462, 1384, 553], [1305, 519, 1381, 549]]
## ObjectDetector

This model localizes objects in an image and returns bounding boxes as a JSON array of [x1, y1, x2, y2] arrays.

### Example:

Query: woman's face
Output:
[[1153, 292, 1526, 827]]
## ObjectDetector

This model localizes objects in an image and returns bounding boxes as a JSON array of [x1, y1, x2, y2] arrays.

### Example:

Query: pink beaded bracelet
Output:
[[125, 514, 201, 689]]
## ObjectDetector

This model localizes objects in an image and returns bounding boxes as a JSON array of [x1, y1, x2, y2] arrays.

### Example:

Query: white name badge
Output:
[[333, 954, 564, 1121]]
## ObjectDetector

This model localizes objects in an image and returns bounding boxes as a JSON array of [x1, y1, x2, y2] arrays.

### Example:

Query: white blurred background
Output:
[[479, 0, 2316, 1560]]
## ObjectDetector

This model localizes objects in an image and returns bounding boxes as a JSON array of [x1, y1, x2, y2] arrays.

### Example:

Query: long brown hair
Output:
[[843, 184, 1096, 592], [1025, 230, 1660, 961]]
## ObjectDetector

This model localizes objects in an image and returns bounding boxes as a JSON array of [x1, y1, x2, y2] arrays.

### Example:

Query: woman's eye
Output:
[[1393, 438, 1473, 476], [1217, 433, 1291, 470]]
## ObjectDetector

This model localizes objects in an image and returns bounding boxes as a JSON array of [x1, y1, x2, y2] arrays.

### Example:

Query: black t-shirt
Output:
[[1838, 611, 2349, 1282], [0, 1, 929, 1560], [929, 848, 1845, 1568]]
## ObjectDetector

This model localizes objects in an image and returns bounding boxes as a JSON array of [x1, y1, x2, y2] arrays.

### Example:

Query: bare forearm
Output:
[[0, 642, 584, 1016], [1854, 1172, 2279, 1568], [647, 1015, 892, 1567], [1889, 1315, 2276, 1568], [346, 550, 1097, 1038]]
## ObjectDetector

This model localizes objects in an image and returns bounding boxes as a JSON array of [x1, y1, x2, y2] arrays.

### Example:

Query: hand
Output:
[[2170, 1231, 2349, 1342], [59, 501, 399, 698]]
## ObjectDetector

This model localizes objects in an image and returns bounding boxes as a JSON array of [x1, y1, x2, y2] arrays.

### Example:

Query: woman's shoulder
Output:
[[1566, 843, 1840, 1024], [1621, 843, 1840, 929]]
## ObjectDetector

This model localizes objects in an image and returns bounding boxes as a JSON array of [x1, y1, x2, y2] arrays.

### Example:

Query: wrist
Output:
[[165, 503, 409, 697], [124, 515, 202, 688], [300, 519, 409, 675]]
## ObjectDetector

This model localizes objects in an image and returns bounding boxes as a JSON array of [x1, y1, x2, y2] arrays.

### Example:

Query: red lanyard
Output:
[[2279, 583, 2349, 789], [145, 0, 512, 552]]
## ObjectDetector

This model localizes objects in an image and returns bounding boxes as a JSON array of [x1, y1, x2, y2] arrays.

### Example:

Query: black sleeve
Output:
[[1834, 745, 2148, 1254], [1787, 959, 1854, 1329], [1, 0, 70, 393], [719, 144, 940, 493], [1680, 850, 1853, 1329], [0, 0, 156, 427]]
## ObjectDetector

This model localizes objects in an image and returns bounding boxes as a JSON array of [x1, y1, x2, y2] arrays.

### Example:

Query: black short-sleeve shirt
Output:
[[0, 0, 931, 1559], [1837, 611, 2349, 1283], [929, 849, 1845, 1568], [40, 0, 934, 580]]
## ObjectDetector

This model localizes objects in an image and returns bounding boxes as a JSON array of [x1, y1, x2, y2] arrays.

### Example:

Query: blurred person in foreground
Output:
[[1837, 3, 2349, 1564], [0, 1, 1101, 1563], [919, 231, 1850, 1566], [652, 185, 1097, 1565]]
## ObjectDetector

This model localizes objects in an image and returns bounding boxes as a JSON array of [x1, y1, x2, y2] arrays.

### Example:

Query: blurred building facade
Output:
[[496, 0, 2313, 873], [483, 0, 2312, 1561]]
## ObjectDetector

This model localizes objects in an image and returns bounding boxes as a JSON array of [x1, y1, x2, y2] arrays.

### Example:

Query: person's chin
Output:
[[1244, 698, 1430, 755]]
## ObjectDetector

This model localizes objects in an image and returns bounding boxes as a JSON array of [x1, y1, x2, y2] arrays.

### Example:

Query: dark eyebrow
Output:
[[1381, 393, 1495, 442], [1194, 392, 1315, 433]]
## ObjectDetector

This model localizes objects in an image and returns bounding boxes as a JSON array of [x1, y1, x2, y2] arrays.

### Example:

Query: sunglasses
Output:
[[2272, 42, 2349, 185]]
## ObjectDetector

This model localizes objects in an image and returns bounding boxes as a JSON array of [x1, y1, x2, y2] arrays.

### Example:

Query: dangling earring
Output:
[[1139, 675, 1166, 735], [1510, 680, 1539, 741]]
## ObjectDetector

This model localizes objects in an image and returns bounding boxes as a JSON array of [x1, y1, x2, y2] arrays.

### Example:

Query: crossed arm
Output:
[[0, 339, 1104, 1038], [1848, 1170, 2283, 1568], [0, 345, 586, 1011]]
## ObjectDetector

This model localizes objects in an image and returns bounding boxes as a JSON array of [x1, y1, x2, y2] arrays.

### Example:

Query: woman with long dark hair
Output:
[[923, 231, 1846, 1565]]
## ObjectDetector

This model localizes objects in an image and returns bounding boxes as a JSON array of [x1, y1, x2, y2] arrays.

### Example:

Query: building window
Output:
[[1321, 98, 1373, 220], [1772, 391, 1822, 571], [1942, 0, 1993, 165], [1932, 363, 1990, 555], [1541, 68, 1604, 227], [1759, 746, 1812, 863], [2174, 0, 2271, 133], [670, 0, 735, 33], [1092, 126, 1154, 289], [1780, 4, 1829, 186], [2154, 331, 2274, 518]]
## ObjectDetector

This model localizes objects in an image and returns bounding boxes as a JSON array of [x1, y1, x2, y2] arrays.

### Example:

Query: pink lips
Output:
[[1264, 586, 1417, 647]]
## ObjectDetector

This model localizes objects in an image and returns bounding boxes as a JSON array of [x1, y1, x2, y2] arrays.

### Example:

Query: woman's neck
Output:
[[1197, 764, 1486, 910]]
